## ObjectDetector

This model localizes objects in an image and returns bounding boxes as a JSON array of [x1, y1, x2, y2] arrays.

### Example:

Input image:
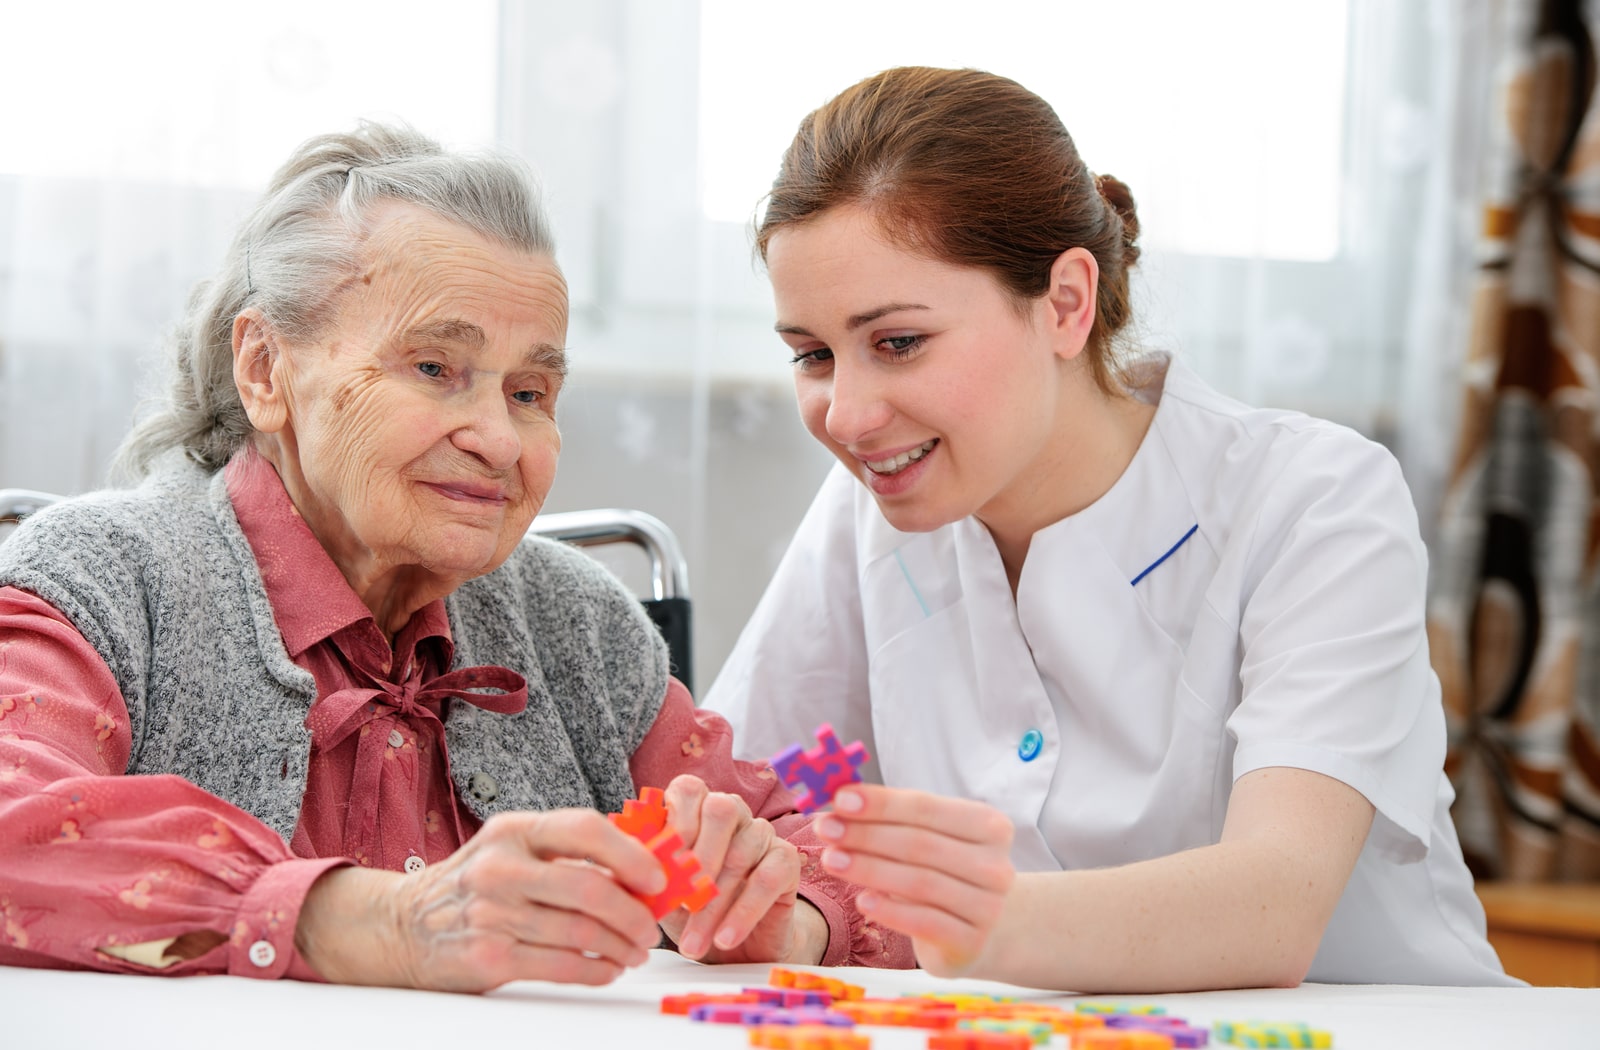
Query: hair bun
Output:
[[1093, 173, 1140, 268]]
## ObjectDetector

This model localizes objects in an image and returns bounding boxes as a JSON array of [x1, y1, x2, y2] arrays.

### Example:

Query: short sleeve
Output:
[[1226, 431, 1444, 861]]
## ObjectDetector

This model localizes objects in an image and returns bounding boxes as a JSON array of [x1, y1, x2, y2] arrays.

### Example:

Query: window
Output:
[[0, 1, 498, 187], [698, 0, 1350, 261]]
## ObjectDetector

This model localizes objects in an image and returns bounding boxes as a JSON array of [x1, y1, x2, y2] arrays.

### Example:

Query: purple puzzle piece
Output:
[[770, 722, 868, 812]]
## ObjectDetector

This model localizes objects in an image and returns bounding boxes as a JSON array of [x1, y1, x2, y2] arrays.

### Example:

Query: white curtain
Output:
[[0, 0, 1491, 691], [1397, 0, 1504, 545]]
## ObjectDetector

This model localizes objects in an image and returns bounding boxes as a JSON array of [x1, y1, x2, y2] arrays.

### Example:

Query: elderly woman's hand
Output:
[[655, 774, 825, 965], [294, 809, 666, 992]]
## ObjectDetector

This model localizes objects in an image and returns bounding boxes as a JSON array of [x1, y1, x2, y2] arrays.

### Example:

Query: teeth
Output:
[[866, 440, 937, 475]]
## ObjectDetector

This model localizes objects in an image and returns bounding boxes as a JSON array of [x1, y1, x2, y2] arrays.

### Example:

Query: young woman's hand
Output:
[[815, 784, 1015, 976], [294, 808, 666, 992], [655, 774, 825, 965]]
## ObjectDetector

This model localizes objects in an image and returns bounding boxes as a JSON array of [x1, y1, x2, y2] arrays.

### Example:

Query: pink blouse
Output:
[[0, 450, 910, 979]]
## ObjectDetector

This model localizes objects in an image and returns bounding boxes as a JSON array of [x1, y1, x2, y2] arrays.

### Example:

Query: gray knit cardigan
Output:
[[0, 454, 669, 841]]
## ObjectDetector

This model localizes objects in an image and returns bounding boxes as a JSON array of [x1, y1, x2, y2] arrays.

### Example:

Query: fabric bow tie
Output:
[[311, 660, 528, 855]]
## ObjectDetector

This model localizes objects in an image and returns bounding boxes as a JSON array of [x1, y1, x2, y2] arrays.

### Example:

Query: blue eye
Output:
[[417, 361, 445, 378], [511, 389, 543, 405], [878, 335, 924, 357], [790, 348, 834, 367]]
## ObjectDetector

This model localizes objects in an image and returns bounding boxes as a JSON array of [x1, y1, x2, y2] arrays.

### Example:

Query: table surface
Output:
[[5, 950, 1597, 1050]]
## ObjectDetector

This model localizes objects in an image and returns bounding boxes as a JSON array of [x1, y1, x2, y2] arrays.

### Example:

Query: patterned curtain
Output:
[[1429, 0, 1600, 882]]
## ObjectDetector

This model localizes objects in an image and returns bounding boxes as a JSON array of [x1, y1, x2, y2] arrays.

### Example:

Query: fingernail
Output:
[[822, 847, 851, 871], [817, 816, 845, 839], [714, 925, 738, 950], [858, 889, 880, 911], [833, 789, 863, 812], [679, 931, 704, 958]]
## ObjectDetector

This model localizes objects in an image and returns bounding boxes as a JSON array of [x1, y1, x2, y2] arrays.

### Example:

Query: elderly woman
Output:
[[0, 124, 909, 989]]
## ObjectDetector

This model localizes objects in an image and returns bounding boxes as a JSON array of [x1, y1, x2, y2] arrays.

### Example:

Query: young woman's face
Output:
[[766, 206, 1071, 535]]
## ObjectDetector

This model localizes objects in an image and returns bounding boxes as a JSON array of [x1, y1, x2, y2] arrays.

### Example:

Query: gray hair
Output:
[[111, 121, 557, 483]]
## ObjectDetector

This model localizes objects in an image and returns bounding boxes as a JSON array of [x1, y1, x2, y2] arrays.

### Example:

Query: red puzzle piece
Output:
[[610, 787, 717, 917], [639, 828, 718, 918], [770, 723, 869, 812]]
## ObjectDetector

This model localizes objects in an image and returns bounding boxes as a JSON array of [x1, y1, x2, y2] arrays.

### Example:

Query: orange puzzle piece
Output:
[[768, 967, 865, 1001], [610, 786, 668, 841], [748, 1025, 870, 1050], [927, 1031, 1033, 1050]]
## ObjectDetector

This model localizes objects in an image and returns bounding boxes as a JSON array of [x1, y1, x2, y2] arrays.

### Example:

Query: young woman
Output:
[[704, 66, 1513, 991]]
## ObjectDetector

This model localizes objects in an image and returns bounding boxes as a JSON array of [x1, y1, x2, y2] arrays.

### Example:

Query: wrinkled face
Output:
[[766, 206, 1065, 534], [258, 203, 568, 590]]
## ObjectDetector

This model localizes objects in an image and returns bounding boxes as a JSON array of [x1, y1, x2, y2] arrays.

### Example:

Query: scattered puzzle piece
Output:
[[745, 986, 835, 1008], [1105, 1015, 1209, 1047], [835, 1000, 954, 1028], [639, 828, 718, 918], [1213, 1021, 1330, 1048], [917, 994, 1016, 1007], [753, 1007, 854, 1028], [661, 992, 762, 1015], [1074, 1032, 1178, 1049], [769, 967, 866, 1001], [749, 1024, 872, 1050], [770, 723, 869, 812], [956, 1018, 1054, 1045], [927, 1030, 1034, 1049], [1014, 1008, 1105, 1035], [692, 1003, 779, 1025], [661, 975, 1236, 1050]]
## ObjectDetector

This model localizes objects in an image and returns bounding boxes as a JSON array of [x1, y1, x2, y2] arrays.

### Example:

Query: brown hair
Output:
[[756, 66, 1141, 394]]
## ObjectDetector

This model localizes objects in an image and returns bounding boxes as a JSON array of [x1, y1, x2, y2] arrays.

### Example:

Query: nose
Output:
[[451, 388, 522, 471], [822, 360, 893, 447]]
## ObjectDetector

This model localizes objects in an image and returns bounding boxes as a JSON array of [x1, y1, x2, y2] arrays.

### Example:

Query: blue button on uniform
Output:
[[1017, 729, 1044, 762]]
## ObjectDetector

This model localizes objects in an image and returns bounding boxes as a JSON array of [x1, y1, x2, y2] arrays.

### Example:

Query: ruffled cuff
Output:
[[774, 812, 915, 968]]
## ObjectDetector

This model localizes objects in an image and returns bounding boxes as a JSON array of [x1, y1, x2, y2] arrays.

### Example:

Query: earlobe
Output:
[[1046, 247, 1100, 361], [233, 310, 289, 434]]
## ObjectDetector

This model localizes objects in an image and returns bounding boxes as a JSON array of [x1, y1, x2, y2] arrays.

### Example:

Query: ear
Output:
[[232, 309, 290, 434], [1041, 246, 1100, 362]]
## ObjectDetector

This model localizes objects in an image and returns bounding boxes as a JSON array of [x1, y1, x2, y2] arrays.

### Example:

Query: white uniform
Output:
[[706, 354, 1512, 986]]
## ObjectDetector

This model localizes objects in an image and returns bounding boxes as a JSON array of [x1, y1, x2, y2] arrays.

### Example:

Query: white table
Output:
[[5, 950, 1596, 1049]]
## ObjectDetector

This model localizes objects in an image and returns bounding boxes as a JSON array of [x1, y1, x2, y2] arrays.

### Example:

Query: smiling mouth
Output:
[[865, 439, 938, 476], [425, 481, 509, 505]]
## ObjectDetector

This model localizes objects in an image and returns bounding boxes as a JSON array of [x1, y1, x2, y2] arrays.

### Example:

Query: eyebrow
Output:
[[400, 319, 568, 378], [774, 302, 930, 337], [526, 343, 569, 381], [403, 318, 486, 351]]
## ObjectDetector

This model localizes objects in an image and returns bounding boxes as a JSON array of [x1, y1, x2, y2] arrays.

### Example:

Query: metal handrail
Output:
[[527, 507, 690, 602], [0, 490, 62, 524]]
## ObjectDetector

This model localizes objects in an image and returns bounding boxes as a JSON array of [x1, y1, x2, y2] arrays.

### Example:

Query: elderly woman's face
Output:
[[247, 203, 568, 594]]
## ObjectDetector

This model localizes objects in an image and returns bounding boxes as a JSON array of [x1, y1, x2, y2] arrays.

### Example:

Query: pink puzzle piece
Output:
[[770, 723, 869, 813]]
